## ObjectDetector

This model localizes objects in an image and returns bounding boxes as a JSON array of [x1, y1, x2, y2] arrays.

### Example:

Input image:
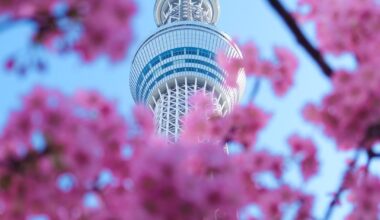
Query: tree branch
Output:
[[266, 0, 334, 78], [249, 78, 262, 102], [323, 149, 361, 220], [365, 149, 380, 170]]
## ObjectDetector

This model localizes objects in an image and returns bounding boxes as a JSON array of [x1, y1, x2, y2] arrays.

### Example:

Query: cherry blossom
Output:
[[304, 67, 380, 150], [233, 151, 314, 219], [288, 135, 319, 181], [181, 93, 270, 148], [218, 41, 298, 96], [0, 86, 130, 219], [0, 0, 136, 64], [3, 0, 380, 219], [68, 0, 136, 62], [297, 0, 380, 62], [344, 169, 380, 220], [0, 86, 316, 220], [128, 143, 246, 220], [126, 138, 314, 220]]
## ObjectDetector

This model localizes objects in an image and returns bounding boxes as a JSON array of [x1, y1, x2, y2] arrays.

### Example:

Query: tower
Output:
[[130, 0, 245, 140]]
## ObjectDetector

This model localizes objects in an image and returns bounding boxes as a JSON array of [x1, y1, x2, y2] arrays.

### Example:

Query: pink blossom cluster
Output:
[[304, 67, 380, 150], [128, 141, 314, 220], [181, 93, 270, 148], [297, 0, 380, 151], [297, 0, 380, 62], [0, 0, 56, 19], [67, 0, 136, 61], [127, 103, 314, 219], [0, 0, 136, 62], [128, 143, 246, 220], [233, 151, 314, 220], [218, 42, 298, 96], [288, 135, 319, 181], [0, 87, 130, 219], [343, 169, 380, 220], [0, 87, 315, 219]]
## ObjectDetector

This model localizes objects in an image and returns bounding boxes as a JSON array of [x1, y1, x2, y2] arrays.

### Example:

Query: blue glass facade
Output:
[[136, 47, 224, 102]]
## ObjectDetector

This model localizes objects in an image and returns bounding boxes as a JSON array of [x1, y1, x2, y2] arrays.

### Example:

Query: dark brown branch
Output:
[[323, 149, 361, 220], [266, 0, 334, 78], [0, 147, 51, 173], [0, 137, 57, 173], [367, 149, 380, 159], [365, 149, 380, 170], [0, 8, 76, 34], [372, 152, 380, 158]]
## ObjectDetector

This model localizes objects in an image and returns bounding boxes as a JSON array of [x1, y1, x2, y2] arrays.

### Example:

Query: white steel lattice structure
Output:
[[130, 0, 246, 140]]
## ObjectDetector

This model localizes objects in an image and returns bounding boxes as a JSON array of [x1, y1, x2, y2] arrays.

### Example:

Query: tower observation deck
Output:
[[130, 0, 246, 140]]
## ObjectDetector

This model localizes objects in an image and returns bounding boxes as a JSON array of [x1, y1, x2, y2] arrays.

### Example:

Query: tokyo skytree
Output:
[[130, 0, 246, 140]]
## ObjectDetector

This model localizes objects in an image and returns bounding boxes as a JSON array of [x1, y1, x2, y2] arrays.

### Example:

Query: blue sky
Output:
[[0, 0, 369, 219]]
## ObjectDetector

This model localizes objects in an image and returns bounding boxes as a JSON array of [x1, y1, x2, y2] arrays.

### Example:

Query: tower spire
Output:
[[154, 0, 220, 26]]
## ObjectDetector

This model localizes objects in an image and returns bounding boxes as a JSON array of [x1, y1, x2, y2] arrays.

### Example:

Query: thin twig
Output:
[[365, 149, 380, 170], [323, 149, 361, 220], [266, 0, 334, 78], [249, 78, 262, 102]]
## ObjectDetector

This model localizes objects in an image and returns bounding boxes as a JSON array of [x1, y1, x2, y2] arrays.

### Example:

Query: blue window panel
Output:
[[150, 57, 160, 66], [145, 72, 155, 84], [162, 61, 174, 69], [185, 47, 198, 55], [142, 65, 151, 74], [177, 67, 186, 72], [199, 51, 209, 58], [173, 48, 185, 56], [138, 59, 225, 100], [184, 59, 223, 76], [161, 51, 172, 60], [137, 77, 144, 86], [198, 48, 211, 58], [136, 47, 219, 98], [141, 67, 223, 102], [187, 67, 197, 72], [173, 51, 185, 56]]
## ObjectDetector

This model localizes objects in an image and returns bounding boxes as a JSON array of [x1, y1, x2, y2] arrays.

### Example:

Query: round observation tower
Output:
[[130, 0, 245, 140]]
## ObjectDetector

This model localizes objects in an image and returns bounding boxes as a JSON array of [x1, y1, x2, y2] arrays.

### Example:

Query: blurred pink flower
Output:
[[288, 135, 319, 181], [218, 41, 298, 97]]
